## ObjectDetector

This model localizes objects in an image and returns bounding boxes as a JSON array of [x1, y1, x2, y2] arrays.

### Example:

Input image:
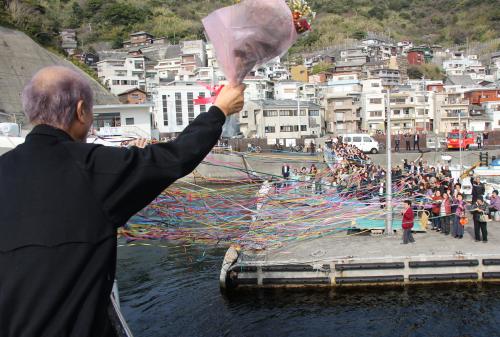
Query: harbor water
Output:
[[117, 243, 500, 337]]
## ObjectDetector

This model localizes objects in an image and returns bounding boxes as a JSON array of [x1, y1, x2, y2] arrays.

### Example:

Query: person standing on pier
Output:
[[471, 196, 489, 243], [413, 132, 420, 151], [440, 192, 452, 235], [395, 132, 401, 152], [452, 193, 466, 239], [405, 133, 411, 151], [471, 176, 485, 203], [401, 200, 415, 244], [488, 190, 500, 220], [0, 66, 245, 337], [431, 190, 443, 231]]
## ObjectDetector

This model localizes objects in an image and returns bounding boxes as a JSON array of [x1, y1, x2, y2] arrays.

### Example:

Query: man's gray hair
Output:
[[22, 66, 93, 128]]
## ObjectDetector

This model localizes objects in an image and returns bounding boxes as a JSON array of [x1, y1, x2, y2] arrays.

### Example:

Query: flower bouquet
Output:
[[202, 0, 314, 86]]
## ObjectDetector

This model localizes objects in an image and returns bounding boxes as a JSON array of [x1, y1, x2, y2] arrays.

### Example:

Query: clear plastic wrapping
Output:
[[203, 0, 298, 85]]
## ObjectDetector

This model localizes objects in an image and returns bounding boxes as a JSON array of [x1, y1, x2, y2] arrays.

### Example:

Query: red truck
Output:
[[447, 129, 475, 150]]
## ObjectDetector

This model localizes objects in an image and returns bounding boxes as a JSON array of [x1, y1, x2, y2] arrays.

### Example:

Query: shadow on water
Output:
[[117, 244, 500, 337]]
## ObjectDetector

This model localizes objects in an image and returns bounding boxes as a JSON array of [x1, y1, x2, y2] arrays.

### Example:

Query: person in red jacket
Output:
[[401, 200, 415, 244]]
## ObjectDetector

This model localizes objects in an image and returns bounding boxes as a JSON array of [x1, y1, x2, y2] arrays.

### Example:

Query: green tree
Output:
[[69, 2, 84, 28], [407, 66, 423, 79], [111, 35, 123, 49], [367, 6, 385, 20], [100, 3, 150, 26], [311, 61, 332, 75], [352, 30, 367, 40]]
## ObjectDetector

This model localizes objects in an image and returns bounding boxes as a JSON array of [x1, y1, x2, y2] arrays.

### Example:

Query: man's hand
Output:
[[214, 84, 245, 117], [128, 138, 148, 148]]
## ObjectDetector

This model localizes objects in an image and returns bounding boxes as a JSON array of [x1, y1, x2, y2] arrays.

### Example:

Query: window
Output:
[[265, 126, 275, 133], [93, 112, 121, 128], [363, 137, 371, 142], [353, 136, 362, 142], [369, 111, 383, 117], [242, 110, 248, 118], [162, 95, 168, 126], [390, 98, 406, 104], [301, 125, 307, 131], [370, 98, 382, 104], [308, 110, 319, 116], [187, 92, 194, 122], [393, 110, 401, 115], [371, 83, 380, 87], [125, 117, 135, 125], [263, 110, 278, 117], [280, 125, 298, 132], [112, 80, 120, 85], [175, 92, 183, 126], [344, 137, 351, 142], [198, 92, 206, 114], [417, 109, 425, 116], [279, 110, 297, 116]]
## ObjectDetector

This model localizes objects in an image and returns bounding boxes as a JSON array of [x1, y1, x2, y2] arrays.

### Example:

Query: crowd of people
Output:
[[279, 137, 499, 245]]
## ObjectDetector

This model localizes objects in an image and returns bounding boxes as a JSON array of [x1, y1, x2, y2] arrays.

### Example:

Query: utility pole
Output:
[[385, 86, 393, 236], [297, 84, 301, 141], [459, 112, 463, 175]]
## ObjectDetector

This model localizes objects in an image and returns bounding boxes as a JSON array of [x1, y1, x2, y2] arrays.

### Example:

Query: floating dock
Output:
[[220, 222, 500, 289]]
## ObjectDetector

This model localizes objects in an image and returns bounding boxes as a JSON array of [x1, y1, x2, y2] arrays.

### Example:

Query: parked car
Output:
[[342, 134, 379, 154], [426, 136, 447, 149]]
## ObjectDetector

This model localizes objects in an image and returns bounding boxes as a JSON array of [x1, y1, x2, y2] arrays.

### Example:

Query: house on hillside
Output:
[[118, 88, 147, 104], [123, 32, 154, 49], [60, 29, 77, 56]]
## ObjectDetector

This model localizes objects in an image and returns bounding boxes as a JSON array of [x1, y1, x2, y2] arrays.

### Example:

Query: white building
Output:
[[181, 40, 207, 68], [242, 77, 275, 101], [361, 79, 386, 132], [443, 53, 486, 80], [239, 100, 322, 142], [153, 82, 213, 135], [253, 57, 290, 81], [97, 56, 159, 95], [93, 103, 155, 139]]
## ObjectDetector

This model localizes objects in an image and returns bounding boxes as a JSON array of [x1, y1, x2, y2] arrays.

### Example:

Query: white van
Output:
[[342, 134, 379, 154]]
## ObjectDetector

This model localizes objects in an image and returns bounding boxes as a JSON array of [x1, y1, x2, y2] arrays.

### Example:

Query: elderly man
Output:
[[0, 66, 245, 336]]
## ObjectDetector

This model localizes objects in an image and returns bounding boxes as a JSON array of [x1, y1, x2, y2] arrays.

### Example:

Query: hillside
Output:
[[0, 26, 118, 119], [1, 0, 499, 54]]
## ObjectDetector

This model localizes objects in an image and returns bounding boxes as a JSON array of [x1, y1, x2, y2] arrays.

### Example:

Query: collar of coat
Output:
[[26, 124, 74, 142]]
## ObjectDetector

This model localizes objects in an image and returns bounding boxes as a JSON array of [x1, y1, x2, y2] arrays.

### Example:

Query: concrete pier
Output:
[[220, 222, 500, 289]]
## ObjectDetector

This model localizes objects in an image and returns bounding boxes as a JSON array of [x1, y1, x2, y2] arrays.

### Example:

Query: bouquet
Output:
[[202, 0, 314, 86]]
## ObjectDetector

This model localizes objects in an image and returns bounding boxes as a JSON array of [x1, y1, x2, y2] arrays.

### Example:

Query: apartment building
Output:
[[239, 100, 322, 141], [360, 79, 386, 132], [97, 56, 159, 95], [153, 82, 213, 135], [321, 73, 362, 134]]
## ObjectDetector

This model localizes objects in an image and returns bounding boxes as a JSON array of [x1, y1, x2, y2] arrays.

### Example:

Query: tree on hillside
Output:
[[408, 65, 444, 80]]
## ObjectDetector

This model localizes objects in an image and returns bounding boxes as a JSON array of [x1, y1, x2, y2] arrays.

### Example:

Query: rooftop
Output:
[[445, 75, 476, 87], [252, 99, 321, 109]]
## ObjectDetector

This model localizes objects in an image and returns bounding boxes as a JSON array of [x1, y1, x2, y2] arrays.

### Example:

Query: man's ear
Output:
[[76, 100, 87, 124]]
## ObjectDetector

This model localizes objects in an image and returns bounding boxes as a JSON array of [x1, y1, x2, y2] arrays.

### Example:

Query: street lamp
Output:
[[384, 86, 396, 236]]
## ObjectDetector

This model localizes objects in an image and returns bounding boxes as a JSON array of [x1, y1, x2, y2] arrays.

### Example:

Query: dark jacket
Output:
[[471, 178, 485, 201], [0, 107, 226, 336]]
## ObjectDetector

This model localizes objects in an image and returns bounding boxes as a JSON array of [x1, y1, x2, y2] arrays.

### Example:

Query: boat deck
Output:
[[221, 220, 500, 288]]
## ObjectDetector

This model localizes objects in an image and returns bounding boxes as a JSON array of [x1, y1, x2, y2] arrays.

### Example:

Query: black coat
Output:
[[0, 107, 226, 336], [471, 178, 485, 201]]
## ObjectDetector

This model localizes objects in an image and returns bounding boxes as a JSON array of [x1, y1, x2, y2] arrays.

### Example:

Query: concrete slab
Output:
[[223, 219, 500, 288]]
